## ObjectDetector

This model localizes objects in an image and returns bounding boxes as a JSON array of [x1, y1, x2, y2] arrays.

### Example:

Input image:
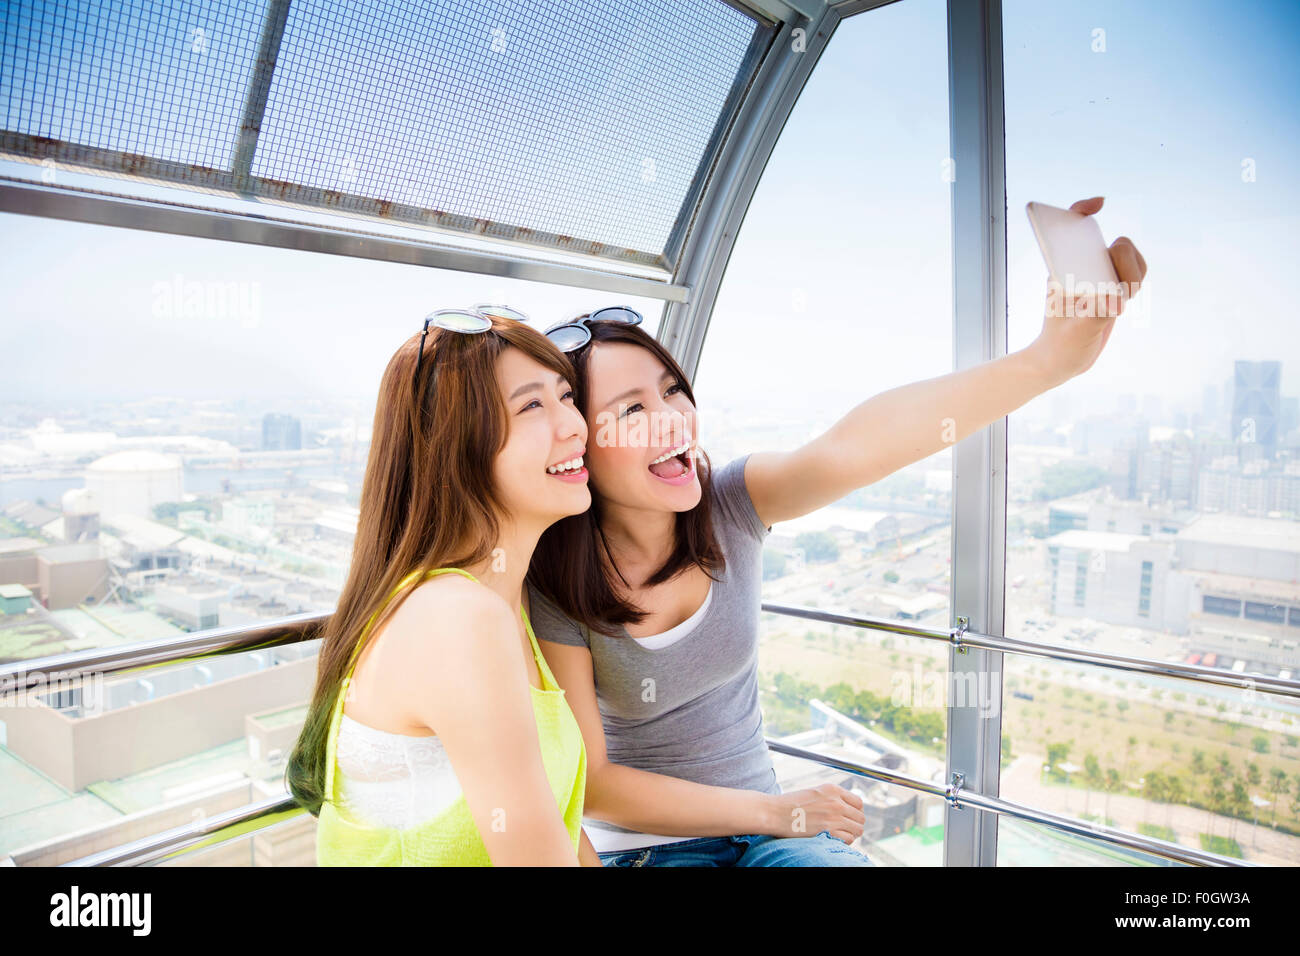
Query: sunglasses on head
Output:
[[543, 305, 643, 353], [412, 303, 528, 395]]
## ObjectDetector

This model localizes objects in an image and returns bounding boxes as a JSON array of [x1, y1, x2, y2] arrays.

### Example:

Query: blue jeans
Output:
[[598, 830, 874, 867]]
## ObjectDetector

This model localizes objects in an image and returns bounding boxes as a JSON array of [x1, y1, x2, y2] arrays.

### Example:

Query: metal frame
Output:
[[945, 0, 1009, 869], [0, 179, 689, 302], [230, 0, 293, 196], [0, 0, 781, 277]]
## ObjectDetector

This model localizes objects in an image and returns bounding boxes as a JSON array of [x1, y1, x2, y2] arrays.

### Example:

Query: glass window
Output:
[[694, 0, 952, 866], [1001, 0, 1300, 865], [0, 210, 665, 864], [1204, 596, 1242, 618], [1244, 602, 1286, 625]]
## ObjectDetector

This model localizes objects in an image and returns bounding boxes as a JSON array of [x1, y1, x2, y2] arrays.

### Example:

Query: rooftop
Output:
[[1177, 513, 1300, 554], [1046, 529, 1150, 552], [1191, 569, 1300, 603], [0, 537, 43, 556], [86, 450, 183, 473]]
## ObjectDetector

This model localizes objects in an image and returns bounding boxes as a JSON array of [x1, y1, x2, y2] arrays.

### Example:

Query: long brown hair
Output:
[[288, 316, 576, 816], [528, 319, 724, 638]]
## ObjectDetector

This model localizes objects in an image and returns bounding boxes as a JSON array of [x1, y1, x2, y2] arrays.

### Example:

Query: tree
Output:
[[1084, 753, 1103, 815], [1046, 741, 1071, 781], [1104, 767, 1121, 821], [1207, 772, 1226, 839], [1267, 769, 1290, 828], [1166, 776, 1186, 830], [1230, 780, 1249, 843]]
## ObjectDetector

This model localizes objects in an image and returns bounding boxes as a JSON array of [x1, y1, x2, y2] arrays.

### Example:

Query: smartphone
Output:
[[1026, 201, 1119, 293]]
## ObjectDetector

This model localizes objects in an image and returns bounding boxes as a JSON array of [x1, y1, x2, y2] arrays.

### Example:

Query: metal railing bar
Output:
[[0, 614, 327, 695], [62, 741, 1250, 868], [761, 601, 1300, 700], [60, 795, 302, 868], [6, 600, 1295, 702], [766, 740, 1251, 867]]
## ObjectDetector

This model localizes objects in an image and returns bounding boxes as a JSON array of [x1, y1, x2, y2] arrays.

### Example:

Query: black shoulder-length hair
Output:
[[527, 318, 724, 638]]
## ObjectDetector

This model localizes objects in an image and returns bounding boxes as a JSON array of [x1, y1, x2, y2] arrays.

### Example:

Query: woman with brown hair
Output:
[[287, 306, 602, 866], [526, 199, 1147, 865]]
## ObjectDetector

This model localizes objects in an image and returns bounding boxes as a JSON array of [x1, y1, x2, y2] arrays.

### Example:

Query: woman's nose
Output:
[[560, 405, 587, 442], [653, 408, 690, 447]]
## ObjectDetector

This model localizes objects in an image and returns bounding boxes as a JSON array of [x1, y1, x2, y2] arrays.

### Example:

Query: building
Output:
[[4, 500, 59, 534], [0, 536, 111, 610], [98, 513, 187, 576], [1044, 511, 1300, 673], [1197, 457, 1300, 518], [1045, 529, 1177, 629], [314, 506, 359, 544], [0, 643, 316, 792], [154, 579, 232, 630], [85, 450, 184, 520], [60, 487, 101, 543], [262, 414, 302, 451], [1231, 359, 1281, 461], [34, 543, 109, 609], [0, 537, 43, 593], [220, 497, 275, 539], [1181, 570, 1299, 672], [0, 583, 33, 615]]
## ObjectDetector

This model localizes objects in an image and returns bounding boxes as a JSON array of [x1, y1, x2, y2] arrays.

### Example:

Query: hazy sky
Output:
[[1, 0, 1296, 437]]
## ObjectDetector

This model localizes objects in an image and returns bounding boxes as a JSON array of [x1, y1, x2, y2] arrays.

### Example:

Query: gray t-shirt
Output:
[[526, 453, 781, 839]]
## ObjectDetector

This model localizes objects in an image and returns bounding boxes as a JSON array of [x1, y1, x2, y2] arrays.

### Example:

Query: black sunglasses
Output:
[[543, 305, 643, 353]]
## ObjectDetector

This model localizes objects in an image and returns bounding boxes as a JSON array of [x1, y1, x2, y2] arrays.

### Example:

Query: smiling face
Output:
[[490, 345, 590, 525], [582, 340, 700, 514]]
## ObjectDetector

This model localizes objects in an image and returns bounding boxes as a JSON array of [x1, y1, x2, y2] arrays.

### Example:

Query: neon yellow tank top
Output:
[[315, 567, 586, 865]]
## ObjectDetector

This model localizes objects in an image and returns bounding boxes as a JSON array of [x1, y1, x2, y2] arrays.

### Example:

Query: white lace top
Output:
[[334, 714, 465, 830]]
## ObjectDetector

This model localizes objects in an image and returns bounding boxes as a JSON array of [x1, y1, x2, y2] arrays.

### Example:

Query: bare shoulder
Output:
[[383, 573, 529, 734], [384, 572, 517, 662]]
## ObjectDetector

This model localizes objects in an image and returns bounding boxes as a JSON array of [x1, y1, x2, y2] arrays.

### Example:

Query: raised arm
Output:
[[395, 580, 580, 866], [745, 196, 1147, 528], [538, 638, 866, 844]]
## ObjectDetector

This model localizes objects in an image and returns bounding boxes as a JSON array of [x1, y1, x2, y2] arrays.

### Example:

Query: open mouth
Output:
[[647, 440, 694, 483], [546, 453, 587, 480]]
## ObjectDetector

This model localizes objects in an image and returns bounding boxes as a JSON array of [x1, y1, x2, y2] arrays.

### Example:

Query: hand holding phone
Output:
[[1023, 196, 1148, 385], [1027, 199, 1125, 318]]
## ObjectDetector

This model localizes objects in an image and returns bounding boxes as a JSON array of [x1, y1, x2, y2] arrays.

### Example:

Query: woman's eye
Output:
[[562, 389, 576, 401], [521, 399, 542, 412], [620, 402, 644, 418], [666, 383, 683, 396]]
